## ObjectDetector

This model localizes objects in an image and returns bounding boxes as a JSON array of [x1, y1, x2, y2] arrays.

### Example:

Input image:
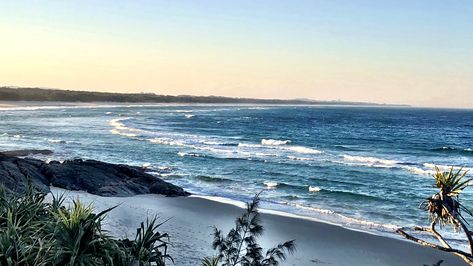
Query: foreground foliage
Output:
[[397, 167, 473, 265], [0, 182, 297, 265], [203, 193, 296, 266], [0, 184, 172, 266]]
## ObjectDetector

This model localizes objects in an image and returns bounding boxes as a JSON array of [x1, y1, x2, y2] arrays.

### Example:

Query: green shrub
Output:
[[204, 193, 296, 266], [0, 183, 172, 266]]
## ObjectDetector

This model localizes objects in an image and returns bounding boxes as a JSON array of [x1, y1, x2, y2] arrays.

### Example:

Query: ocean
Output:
[[1, 104, 472, 238]]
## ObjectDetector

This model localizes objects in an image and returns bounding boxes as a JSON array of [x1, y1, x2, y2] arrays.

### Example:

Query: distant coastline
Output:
[[0, 86, 408, 106]]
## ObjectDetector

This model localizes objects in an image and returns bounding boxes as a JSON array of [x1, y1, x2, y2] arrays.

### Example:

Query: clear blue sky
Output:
[[0, 1, 472, 107]]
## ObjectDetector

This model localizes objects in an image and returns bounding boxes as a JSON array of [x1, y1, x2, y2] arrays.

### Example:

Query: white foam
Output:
[[309, 186, 321, 192], [109, 118, 130, 130], [405, 166, 435, 176], [423, 163, 473, 173], [239, 141, 322, 157], [237, 143, 260, 148], [149, 138, 184, 146], [287, 156, 312, 161], [109, 117, 141, 138], [254, 152, 278, 157], [110, 129, 137, 137], [284, 146, 322, 154], [185, 114, 195, 119], [202, 141, 225, 145], [261, 139, 291, 146], [178, 151, 205, 158], [142, 163, 152, 168], [47, 139, 66, 144], [343, 155, 399, 165], [293, 203, 335, 215], [264, 181, 278, 188], [402, 163, 473, 177]]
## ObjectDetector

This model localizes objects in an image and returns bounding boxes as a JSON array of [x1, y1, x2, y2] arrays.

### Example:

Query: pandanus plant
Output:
[[0, 181, 173, 266], [202, 193, 296, 266], [398, 167, 473, 265], [422, 167, 472, 230]]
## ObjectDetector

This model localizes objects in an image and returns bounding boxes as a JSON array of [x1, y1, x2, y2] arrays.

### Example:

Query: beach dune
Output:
[[51, 188, 464, 266]]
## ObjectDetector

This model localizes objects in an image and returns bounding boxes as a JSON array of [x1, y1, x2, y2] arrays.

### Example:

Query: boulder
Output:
[[44, 159, 190, 197], [0, 153, 189, 197], [0, 154, 50, 194]]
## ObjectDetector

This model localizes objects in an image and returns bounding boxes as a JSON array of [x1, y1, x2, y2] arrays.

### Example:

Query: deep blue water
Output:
[[1, 104, 473, 236]]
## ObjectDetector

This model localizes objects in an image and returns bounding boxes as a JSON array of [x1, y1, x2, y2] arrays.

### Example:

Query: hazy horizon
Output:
[[1, 1, 472, 108]]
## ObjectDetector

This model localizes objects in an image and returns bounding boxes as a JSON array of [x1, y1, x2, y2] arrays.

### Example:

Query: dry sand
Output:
[[50, 188, 464, 266]]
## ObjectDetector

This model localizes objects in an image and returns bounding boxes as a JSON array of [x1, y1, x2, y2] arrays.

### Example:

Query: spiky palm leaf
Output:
[[0, 183, 58, 265], [0, 182, 174, 266], [202, 256, 220, 266], [125, 216, 173, 266], [422, 167, 472, 229], [53, 200, 119, 265], [433, 167, 470, 196], [261, 240, 296, 266], [209, 193, 296, 266]]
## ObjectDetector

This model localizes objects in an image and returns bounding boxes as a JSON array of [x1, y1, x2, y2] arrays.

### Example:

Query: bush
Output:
[[203, 193, 296, 266], [0, 183, 172, 266]]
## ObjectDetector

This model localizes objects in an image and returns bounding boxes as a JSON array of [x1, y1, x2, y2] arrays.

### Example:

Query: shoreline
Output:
[[192, 194, 399, 239], [51, 187, 464, 266]]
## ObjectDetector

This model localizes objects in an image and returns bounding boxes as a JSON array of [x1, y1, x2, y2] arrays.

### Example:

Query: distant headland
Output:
[[0, 86, 408, 106]]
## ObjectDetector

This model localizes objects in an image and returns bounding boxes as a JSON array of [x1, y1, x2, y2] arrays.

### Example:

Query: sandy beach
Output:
[[50, 188, 464, 266]]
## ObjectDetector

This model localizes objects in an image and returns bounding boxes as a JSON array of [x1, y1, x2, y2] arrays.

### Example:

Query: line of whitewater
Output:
[[108, 117, 471, 177], [191, 194, 400, 238]]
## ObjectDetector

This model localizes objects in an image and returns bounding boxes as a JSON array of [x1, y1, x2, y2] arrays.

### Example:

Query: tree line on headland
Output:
[[0, 86, 404, 106]]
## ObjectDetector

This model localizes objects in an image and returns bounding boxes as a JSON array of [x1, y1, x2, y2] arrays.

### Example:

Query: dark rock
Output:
[[1, 149, 54, 157], [0, 154, 50, 194], [0, 154, 190, 197], [149, 178, 190, 196], [45, 159, 190, 197]]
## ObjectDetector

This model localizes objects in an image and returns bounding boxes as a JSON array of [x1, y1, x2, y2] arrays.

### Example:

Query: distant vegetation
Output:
[[0, 86, 399, 106]]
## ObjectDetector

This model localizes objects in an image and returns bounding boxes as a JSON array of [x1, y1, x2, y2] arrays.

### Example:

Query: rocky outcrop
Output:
[[0, 149, 53, 157], [0, 154, 50, 194], [0, 153, 190, 197]]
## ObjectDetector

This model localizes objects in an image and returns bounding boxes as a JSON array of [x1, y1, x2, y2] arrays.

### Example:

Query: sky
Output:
[[0, 1, 472, 107]]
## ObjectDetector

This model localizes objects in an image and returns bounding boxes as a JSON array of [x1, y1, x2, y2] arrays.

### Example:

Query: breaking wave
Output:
[[431, 146, 473, 155], [109, 118, 141, 137], [261, 139, 291, 146], [284, 146, 322, 154], [343, 155, 399, 166], [264, 181, 278, 188], [48, 139, 67, 144], [308, 186, 321, 192]]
